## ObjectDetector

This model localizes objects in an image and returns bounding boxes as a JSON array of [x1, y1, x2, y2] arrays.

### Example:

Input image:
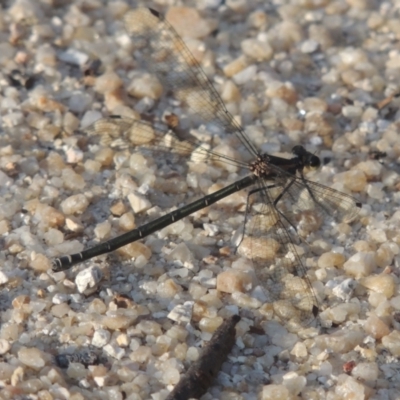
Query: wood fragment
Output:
[[166, 314, 240, 400]]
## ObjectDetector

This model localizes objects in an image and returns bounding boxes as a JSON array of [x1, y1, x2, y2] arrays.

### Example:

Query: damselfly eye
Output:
[[309, 155, 321, 169]]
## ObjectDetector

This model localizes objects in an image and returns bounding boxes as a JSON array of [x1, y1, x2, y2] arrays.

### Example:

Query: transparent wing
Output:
[[123, 8, 259, 158], [85, 116, 248, 170], [239, 179, 318, 326]]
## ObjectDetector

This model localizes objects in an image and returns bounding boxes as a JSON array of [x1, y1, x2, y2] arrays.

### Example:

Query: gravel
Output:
[[1, 0, 400, 399]]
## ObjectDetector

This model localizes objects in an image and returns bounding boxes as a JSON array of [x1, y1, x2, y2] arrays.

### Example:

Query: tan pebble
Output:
[[88, 298, 107, 314], [198, 316, 223, 333], [116, 242, 151, 260], [166, 7, 214, 39], [353, 240, 373, 252], [354, 160, 382, 179], [110, 201, 126, 217], [302, 97, 327, 112], [102, 311, 137, 330], [315, 330, 364, 353], [130, 346, 152, 363], [94, 221, 111, 240], [260, 384, 290, 400], [12, 295, 30, 309], [216, 270, 253, 293], [304, 113, 333, 137], [157, 279, 182, 298], [337, 169, 367, 192], [317, 252, 345, 269], [51, 303, 70, 318], [60, 194, 89, 215], [127, 73, 163, 100], [94, 71, 123, 94], [382, 330, 400, 357], [94, 148, 114, 167], [343, 252, 376, 278], [30, 254, 51, 273], [118, 212, 135, 231], [221, 80, 241, 103], [223, 55, 249, 78], [363, 314, 390, 340], [18, 347, 46, 370], [10, 366, 24, 386], [241, 38, 273, 62], [62, 168, 85, 191], [35, 204, 65, 228], [360, 274, 396, 298], [375, 243, 394, 268]]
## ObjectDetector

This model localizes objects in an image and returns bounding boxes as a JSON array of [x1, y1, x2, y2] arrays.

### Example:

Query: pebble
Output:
[[343, 252, 377, 278], [382, 331, 400, 357], [216, 270, 253, 293], [127, 192, 151, 214], [260, 384, 290, 400], [75, 266, 103, 294], [332, 278, 357, 301], [60, 194, 89, 215], [360, 274, 396, 299], [127, 73, 163, 100], [18, 347, 46, 370], [0, 339, 11, 355], [315, 330, 364, 353], [166, 7, 214, 39], [241, 38, 273, 62], [58, 48, 89, 66], [352, 362, 379, 381], [104, 343, 125, 360]]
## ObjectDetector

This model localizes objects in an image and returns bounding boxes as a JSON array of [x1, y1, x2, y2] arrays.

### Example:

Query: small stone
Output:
[[233, 65, 257, 86], [10, 366, 24, 386], [58, 48, 89, 66], [343, 252, 376, 278], [318, 252, 345, 269], [168, 301, 194, 323], [29, 253, 51, 273], [352, 362, 379, 381], [335, 375, 368, 399], [75, 266, 103, 294], [198, 316, 223, 333], [382, 330, 400, 356], [116, 242, 151, 260], [102, 310, 138, 330], [51, 303, 70, 318], [360, 274, 396, 299], [315, 330, 364, 353], [336, 170, 367, 192], [166, 7, 214, 39], [290, 342, 307, 358], [94, 221, 111, 240], [18, 347, 46, 370], [282, 372, 306, 396], [110, 201, 127, 217], [216, 270, 253, 293], [127, 73, 163, 100], [60, 194, 89, 215], [0, 339, 11, 355], [223, 55, 249, 78], [301, 39, 319, 53], [127, 192, 151, 214], [0, 271, 9, 285], [241, 38, 273, 61], [94, 71, 123, 95], [332, 279, 357, 301], [118, 212, 135, 231], [88, 298, 107, 314], [260, 384, 290, 400], [61, 169, 85, 191], [92, 329, 110, 348]]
